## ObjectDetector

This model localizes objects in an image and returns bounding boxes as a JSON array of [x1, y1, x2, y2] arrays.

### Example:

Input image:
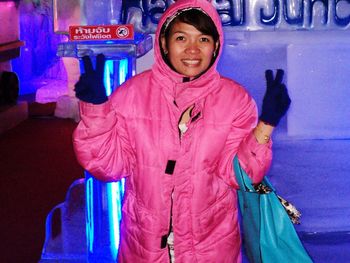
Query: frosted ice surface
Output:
[[287, 44, 350, 139]]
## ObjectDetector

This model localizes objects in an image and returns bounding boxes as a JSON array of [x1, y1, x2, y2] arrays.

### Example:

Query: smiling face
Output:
[[161, 21, 218, 78]]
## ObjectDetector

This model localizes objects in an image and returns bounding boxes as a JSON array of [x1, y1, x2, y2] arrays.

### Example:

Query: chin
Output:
[[182, 70, 203, 78]]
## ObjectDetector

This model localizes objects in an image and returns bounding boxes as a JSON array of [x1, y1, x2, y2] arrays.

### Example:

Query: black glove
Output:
[[259, 69, 291, 126], [74, 54, 108, 104]]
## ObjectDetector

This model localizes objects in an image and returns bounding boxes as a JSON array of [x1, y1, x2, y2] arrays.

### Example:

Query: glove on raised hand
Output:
[[259, 69, 291, 126], [74, 54, 108, 104]]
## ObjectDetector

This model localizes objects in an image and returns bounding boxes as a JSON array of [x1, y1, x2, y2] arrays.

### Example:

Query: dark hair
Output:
[[162, 8, 219, 44]]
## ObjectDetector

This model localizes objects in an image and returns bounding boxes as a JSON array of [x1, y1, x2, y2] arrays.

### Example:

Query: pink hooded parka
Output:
[[73, 0, 272, 262]]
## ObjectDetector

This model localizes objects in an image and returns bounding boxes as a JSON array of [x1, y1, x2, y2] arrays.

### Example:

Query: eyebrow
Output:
[[172, 30, 186, 34], [172, 30, 211, 37]]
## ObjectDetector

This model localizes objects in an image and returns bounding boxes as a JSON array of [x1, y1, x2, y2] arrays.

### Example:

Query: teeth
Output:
[[183, 60, 200, 65]]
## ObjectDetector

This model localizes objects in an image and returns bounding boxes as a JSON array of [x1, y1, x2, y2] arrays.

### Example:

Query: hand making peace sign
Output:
[[259, 69, 291, 127], [74, 54, 108, 104]]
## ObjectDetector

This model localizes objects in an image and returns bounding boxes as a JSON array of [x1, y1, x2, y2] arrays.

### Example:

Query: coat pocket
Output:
[[122, 193, 166, 234], [192, 189, 236, 242]]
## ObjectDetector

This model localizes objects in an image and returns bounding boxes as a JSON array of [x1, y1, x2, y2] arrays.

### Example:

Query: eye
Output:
[[175, 35, 185, 41], [200, 37, 211, 43]]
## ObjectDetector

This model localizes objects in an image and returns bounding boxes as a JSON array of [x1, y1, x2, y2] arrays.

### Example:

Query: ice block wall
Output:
[[217, 30, 350, 139], [214, 2, 350, 139], [287, 39, 350, 139]]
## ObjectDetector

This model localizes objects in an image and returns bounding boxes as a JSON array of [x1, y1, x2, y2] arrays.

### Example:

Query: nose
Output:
[[185, 42, 200, 54]]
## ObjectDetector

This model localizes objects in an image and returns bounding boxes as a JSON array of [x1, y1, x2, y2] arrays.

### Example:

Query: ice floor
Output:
[[41, 135, 350, 262]]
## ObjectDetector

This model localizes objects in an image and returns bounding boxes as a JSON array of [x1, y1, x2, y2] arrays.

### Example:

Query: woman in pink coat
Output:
[[73, 0, 291, 262]]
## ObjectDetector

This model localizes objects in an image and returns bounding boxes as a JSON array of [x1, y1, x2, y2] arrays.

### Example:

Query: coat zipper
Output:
[[167, 188, 174, 262]]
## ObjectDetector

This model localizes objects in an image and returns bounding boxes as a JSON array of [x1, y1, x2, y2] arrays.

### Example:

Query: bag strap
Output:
[[233, 156, 275, 193], [233, 156, 255, 192]]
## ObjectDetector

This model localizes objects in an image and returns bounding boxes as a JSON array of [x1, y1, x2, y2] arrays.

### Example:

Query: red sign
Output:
[[69, 25, 134, 41]]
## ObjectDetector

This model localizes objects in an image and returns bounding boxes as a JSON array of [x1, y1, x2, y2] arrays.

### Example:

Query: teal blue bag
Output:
[[233, 156, 313, 263]]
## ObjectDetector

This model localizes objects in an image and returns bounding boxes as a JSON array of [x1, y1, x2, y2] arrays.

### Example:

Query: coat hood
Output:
[[152, 0, 224, 85]]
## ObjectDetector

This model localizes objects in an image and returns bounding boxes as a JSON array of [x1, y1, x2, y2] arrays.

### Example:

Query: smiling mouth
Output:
[[182, 59, 201, 66]]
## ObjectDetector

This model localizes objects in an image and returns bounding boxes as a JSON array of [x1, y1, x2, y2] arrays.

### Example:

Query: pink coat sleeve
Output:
[[73, 100, 135, 182], [216, 88, 272, 189]]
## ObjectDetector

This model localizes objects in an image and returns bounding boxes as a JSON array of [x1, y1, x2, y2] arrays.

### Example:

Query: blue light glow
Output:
[[104, 60, 114, 96], [86, 176, 94, 253], [118, 59, 129, 85], [107, 179, 125, 259]]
